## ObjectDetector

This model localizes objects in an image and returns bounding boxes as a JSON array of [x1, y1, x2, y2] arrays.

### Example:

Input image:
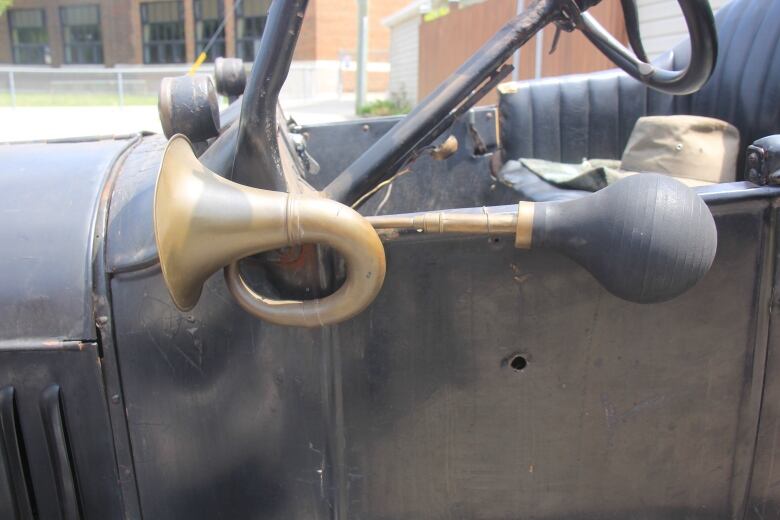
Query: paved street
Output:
[[0, 95, 361, 143]]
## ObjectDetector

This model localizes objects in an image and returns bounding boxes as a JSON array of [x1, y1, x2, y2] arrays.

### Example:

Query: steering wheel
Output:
[[565, 0, 718, 95]]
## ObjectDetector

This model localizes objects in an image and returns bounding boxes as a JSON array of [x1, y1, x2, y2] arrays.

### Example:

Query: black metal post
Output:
[[232, 0, 309, 190]]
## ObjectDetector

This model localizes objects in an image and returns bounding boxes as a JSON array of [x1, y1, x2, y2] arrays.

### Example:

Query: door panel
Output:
[[111, 198, 773, 519]]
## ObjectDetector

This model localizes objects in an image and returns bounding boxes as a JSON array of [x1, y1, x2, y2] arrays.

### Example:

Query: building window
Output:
[[8, 9, 49, 65], [195, 0, 224, 62], [60, 5, 103, 64], [140, 1, 185, 64], [235, 0, 270, 62]]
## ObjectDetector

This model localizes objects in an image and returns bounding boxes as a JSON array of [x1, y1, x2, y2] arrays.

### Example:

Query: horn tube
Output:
[[153, 135, 386, 327], [368, 174, 717, 304]]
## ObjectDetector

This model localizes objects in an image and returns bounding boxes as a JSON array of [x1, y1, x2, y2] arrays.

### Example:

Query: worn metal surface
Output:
[[105, 134, 168, 274], [96, 111, 779, 518], [158, 75, 221, 142], [302, 108, 515, 215], [91, 133, 145, 519], [0, 137, 136, 342], [0, 386, 34, 519], [746, 135, 780, 186], [745, 203, 780, 520], [108, 187, 774, 519], [0, 1, 765, 518], [0, 343, 123, 519], [214, 57, 246, 99], [232, 0, 310, 191]]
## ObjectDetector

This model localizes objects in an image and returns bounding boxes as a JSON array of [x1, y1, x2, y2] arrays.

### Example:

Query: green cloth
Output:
[[516, 158, 626, 192]]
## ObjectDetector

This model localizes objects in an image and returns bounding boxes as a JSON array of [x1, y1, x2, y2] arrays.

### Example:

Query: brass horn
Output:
[[153, 135, 387, 327]]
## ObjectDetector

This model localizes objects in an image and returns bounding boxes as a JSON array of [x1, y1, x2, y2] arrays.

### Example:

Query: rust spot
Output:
[[270, 244, 317, 269]]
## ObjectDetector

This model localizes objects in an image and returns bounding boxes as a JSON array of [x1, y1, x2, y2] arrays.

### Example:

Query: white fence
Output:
[[0, 65, 212, 107], [0, 59, 391, 108]]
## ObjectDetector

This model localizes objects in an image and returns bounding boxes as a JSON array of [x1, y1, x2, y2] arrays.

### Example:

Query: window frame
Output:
[[7, 8, 50, 65], [140, 0, 186, 64], [59, 4, 104, 65], [194, 0, 225, 62], [234, 0, 269, 62]]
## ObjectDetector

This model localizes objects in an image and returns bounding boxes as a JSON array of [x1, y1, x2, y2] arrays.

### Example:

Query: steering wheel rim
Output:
[[571, 0, 718, 95]]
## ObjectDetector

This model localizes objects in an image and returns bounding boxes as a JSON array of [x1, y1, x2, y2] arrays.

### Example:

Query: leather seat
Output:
[[498, 0, 780, 178]]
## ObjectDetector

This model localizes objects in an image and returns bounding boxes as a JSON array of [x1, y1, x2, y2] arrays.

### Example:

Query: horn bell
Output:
[[153, 134, 387, 327]]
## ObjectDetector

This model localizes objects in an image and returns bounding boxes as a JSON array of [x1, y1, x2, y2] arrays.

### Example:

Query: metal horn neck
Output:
[[367, 203, 535, 249]]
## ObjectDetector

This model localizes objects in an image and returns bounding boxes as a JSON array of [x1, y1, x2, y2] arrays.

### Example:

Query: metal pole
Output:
[[337, 52, 344, 99], [8, 71, 16, 108], [534, 27, 544, 79], [355, 0, 368, 112], [117, 71, 124, 107], [512, 0, 525, 81]]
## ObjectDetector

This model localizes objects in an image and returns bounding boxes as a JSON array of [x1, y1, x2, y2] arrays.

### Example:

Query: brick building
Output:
[[0, 0, 406, 71]]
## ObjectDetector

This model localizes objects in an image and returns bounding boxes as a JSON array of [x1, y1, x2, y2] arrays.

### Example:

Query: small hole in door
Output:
[[509, 355, 527, 371]]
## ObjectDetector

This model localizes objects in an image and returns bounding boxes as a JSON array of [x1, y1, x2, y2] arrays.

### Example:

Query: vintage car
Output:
[[1, 0, 780, 518]]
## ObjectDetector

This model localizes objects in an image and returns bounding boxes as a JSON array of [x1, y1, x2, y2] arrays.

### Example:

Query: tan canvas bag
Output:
[[620, 115, 740, 185]]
